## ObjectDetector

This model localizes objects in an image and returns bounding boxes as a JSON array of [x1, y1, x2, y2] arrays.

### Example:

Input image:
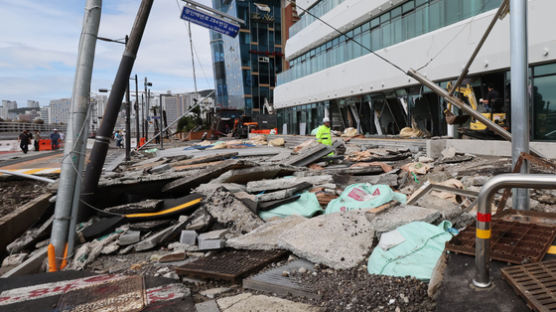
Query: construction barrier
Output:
[[0, 140, 19, 152], [250, 128, 278, 135], [39, 139, 52, 151], [139, 137, 146, 147]]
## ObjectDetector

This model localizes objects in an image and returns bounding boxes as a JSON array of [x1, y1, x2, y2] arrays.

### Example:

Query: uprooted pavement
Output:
[[2, 135, 556, 311]]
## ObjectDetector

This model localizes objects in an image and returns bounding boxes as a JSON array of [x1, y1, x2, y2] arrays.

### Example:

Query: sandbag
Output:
[[325, 184, 407, 214]]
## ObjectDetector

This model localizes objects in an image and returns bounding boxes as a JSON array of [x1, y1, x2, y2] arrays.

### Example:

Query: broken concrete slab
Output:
[[285, 143, 335, 167], [227, 216, 306, 251], [171, 152, 238, 167], [129, 219, 172, 232], [256, 182, 312, 203], [246, 175, 333, 193], [204, 188, 264, 234], [216, 293, 320, 312], [185, 208, 213, 232], [1, 246, 47, 277], [233, 192, 258, 212], [104, 199, 163, 215], [200, 287, 233, 299], [367, 204, 441, 234], [279, 210, 375, 269], [134, 218, 189, 252], [7, 214, 53, 254], [162, 160, 255, 194], [196, 300, 221, 312], [323, 165, 385, 176], [258, 195, 301, 212], [211, 165, 297, 184], [194, 183, 246, 198], [1, 253, 28, 267], [0, 193, 52, 258], [346, 171, 399, 187], [151, 163, 173, 174]]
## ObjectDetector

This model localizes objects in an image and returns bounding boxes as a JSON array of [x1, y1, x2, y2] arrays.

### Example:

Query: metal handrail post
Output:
[[474, 174, 556, 288]]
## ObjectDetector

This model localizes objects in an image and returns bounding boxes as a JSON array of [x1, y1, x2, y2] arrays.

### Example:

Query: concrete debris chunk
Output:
[[204, 188, 264, 234], [198, 229, 229, 251], [7, 214, 54, 254], [134, 217, 190, 252], [233, 192, 258, 212], [256, 182, 312, 203], [279, 210, 375, 269], [171, 152, 238, 167], [1, 253, 28, 267], [195, 300, 221, 312], [186, 207, 213, 231], [246, 175, 333, 193], [286, 141, 336, 167], [151, 163, 173, 174], [118, 230, 141, 246], [227, 216, 307, 250], [104, 199, 164, 214], [200, 287, 233, 299], [367, 204, 441, 234]]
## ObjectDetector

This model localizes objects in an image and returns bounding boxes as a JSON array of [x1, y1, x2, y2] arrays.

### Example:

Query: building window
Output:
[[533, 63, 556, 140]]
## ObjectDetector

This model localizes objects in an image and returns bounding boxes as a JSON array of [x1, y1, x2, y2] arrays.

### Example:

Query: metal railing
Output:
[[474, 174, 556, 288], [0, 121, 68, 134]]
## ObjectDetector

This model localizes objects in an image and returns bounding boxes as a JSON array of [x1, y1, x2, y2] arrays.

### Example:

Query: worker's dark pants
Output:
[[34, 141, 39, 151], [20, 142, 29, 154]]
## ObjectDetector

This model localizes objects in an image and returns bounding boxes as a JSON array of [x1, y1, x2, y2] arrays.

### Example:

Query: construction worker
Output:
[[316, 117, 332, 144]]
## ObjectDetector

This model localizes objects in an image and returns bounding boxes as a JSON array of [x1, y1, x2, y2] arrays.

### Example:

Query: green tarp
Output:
[[367, 221, 453, 280], [259, 192, 323, 221], [325, 184, 407, 214]]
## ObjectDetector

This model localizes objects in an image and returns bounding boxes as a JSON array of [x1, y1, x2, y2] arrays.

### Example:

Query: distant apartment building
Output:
[[27, 100, 40, 108], [1, 100, 18, 120], [48, 98, 71, 124], [161, 90, 215, 126]]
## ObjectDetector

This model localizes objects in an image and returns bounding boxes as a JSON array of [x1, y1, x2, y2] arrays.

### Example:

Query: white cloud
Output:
[[0, 0, 215, 106]]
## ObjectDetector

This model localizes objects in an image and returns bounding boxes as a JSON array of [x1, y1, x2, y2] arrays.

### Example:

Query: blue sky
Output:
[[0, 0, 214, 107]]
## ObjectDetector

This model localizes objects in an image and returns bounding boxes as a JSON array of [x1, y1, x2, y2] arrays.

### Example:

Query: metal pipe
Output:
[[125, 80, 131, 160], [137, 90, 215, 150], [81, 0, 153, 220], [474, 174, 556, 288], [407, 69, 543, 158], [158, 94, 163, 149], [0, 170, 56, 183], [50, 0, 101, 271], [144, 77, 149, 140], [134, 74, 140, 146], [510, 0, 530, 210], [449, 0, 508, 96]]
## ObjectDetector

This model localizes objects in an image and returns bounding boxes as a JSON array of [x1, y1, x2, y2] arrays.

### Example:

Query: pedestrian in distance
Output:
[[18, 130, 32, 154], [114, 130, 123, 149], [50, 129, 61, 150], [34, 130, 41, 151]]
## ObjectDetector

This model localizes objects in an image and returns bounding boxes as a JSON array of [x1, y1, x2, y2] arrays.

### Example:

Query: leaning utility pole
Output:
[[510, 0, 530, 210], [81, 0, 154, 219], [49, 0, 101, 272]]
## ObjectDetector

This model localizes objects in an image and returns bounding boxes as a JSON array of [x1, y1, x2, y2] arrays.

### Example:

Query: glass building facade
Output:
[[278, 0, 502, 85], [210, 0, 283, 115]]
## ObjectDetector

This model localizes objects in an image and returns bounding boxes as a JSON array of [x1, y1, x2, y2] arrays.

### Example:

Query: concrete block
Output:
[[198, 229, 228, 240], [198, 239, 225, 251], [180, 230, 198, 245], [205, 188, 264, 234], [118, 230, 141, 246], [216, 293, 320, 312]]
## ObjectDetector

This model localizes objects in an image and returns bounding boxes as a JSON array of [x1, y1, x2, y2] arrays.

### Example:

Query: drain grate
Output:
[[175, 249, 288, 281], [243, 259, 320, 299], [56, 275, 145, 312], [445, 220, 556, 264], [501, 260, 556, 312]]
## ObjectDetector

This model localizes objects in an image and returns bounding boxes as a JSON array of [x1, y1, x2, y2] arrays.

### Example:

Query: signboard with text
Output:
[[180, 6, 240, 38]]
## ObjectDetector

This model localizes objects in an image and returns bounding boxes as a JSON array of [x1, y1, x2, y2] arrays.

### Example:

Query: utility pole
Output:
[[134, 74, 140, 146], [81, 0, 154, 219], [142, 93, 145, 138], [144, 77, 148, 140], [50, 0, 101, 272], [510, 0, 530, 210], [125, 80, 131, 160]]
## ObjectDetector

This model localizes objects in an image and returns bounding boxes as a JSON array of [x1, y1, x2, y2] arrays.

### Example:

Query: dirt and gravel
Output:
[[0, 180, 48, 216], [288, 266, 436, 312]]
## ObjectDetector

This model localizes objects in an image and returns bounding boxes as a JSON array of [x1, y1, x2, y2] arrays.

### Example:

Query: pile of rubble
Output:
[[2, 134, 556, 311]]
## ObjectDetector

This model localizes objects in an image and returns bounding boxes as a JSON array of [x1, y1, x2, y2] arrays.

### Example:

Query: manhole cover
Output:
[[56, 275, 145, 312], [446, 220, 556, 264], [175, 249, 288, 281], [502, 260, 556, 312]]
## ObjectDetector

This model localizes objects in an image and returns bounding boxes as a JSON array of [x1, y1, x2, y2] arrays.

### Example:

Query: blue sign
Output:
[[180, 6, 240, 38]]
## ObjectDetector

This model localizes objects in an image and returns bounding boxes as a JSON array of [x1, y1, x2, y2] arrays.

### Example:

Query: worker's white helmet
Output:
[[323, 117, 330, 123]]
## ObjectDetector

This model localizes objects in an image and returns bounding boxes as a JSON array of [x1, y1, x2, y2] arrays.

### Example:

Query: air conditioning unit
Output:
[[258, 56, 270, 63]]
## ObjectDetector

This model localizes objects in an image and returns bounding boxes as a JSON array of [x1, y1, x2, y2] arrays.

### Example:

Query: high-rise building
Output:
[[48, 98, 71, 124], [210, 0, 284, 115], [40, 106, 49, 122], [1, 100, 18, 120]]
